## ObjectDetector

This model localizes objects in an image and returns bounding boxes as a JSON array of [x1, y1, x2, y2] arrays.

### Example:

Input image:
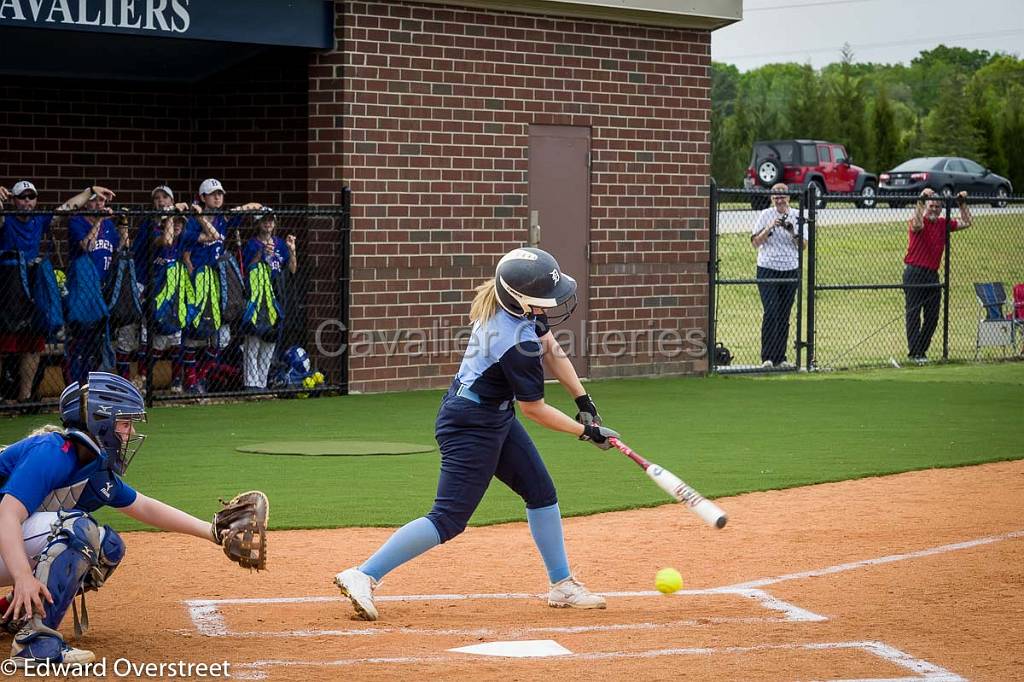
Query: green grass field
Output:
[[715, 213, 1024, 367], [2, 363, 1021, 532]]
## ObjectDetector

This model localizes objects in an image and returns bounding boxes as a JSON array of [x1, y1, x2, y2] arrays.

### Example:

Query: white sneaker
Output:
[[10, 638, 95, 666], [334, 568, 379, 621], [760, 360, 774, 368], [547, 576, 606, 610], [776, 361, 795, 369]]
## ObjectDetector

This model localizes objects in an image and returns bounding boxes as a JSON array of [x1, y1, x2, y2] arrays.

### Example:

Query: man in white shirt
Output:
[[751, 183, 806, 368]]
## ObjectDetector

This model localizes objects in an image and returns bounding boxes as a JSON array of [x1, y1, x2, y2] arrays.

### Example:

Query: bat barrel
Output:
[[692, 499, 728, 529], [647, 464, 728, 530]]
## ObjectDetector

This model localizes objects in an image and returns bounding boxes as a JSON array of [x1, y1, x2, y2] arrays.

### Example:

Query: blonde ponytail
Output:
[[29, 424, 66, 437], [469, 280, 499, 323]]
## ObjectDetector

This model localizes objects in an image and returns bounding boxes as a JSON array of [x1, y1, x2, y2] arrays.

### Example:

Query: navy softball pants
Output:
[[427, 394, 558, 543]]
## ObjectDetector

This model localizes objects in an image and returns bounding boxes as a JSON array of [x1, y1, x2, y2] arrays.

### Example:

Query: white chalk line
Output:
[[720, 529, 1024, 591], [183, 529, 1020, 679], [176, 616, 792, 640], [184, 587, 824, 638], [227, 640, 966, 681]]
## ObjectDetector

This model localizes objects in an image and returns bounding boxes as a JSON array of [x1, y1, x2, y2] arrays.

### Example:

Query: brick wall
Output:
[[0, 49, 309, 211], [309, 1, 711, 392]]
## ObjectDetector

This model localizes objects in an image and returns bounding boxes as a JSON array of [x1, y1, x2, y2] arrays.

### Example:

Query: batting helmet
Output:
[[59, 372, 147, 475], [495, 247, 578, 326]]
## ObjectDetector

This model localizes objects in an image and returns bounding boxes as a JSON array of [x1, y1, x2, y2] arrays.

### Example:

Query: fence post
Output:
[[805, 183, 817, 371], [942, 194, 951, 361], [339, 186, 351, 394], [794, 190, 805, 369], [707, 178, 718, 374], [144, 209, 155, 408]]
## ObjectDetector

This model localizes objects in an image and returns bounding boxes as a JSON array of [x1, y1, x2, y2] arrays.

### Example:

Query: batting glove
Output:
[[579, 423, 619, 450], [574, 393, 602, 425]]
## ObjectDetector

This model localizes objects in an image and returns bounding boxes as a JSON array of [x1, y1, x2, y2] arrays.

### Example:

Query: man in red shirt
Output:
[[903, 188, 972, 364]]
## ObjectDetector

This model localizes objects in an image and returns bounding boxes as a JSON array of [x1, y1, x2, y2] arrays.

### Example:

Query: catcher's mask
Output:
[[59, 372, 147, 475], [494, 247, 578, 326]]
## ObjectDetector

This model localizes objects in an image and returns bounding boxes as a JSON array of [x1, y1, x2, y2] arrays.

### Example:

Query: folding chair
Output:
[[973, 282, 1017, 359]]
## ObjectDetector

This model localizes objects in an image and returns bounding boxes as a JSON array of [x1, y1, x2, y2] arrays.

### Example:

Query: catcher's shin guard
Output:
[[11, 511, 102, 663], [83, 526, 125, 592]]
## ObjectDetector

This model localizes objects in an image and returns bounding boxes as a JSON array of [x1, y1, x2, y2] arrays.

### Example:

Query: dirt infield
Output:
[[44, 459, 1024, 681]]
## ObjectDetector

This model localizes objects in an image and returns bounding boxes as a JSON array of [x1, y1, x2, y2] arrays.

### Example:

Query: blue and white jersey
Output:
[[0, 432, 137, 514], [184, 214, 242, 269], [243, 236, 290, 274], [68, 215, 121, 283], [455, 311, 550, 403]]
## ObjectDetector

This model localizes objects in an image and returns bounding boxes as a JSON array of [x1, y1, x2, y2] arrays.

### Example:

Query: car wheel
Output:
[[992, 186, 1009, 208], [755, 157, 782, 187], [940, 185, 954, 198], [750, 195, 771, 210], [856, 182, 877, 209], [807, 179, 826, 210]]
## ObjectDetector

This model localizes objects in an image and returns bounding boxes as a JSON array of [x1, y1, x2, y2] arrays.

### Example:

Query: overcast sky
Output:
[[711, 0, 1024, 71]]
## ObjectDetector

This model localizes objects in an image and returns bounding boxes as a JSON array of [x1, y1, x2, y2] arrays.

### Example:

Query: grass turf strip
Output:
[[0, 363, 1021, 532]]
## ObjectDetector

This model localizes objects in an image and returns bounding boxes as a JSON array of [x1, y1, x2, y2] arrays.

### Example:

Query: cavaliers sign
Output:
[[0, 0, 333, 48], [0, 0, 191, 33]]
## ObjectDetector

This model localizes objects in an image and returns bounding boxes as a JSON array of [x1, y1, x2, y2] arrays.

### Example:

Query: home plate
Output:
[[448, 640, 572, 658]]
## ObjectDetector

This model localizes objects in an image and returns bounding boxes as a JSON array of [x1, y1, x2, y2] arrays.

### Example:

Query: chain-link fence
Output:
[[0, 197, 350, 412], [710, 185, 809, 373], [809, 191, 1024, 369], [710, 184, 1024, 372]]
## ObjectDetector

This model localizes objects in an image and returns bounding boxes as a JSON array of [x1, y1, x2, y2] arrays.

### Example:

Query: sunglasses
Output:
[[16, 194, 38, 200]]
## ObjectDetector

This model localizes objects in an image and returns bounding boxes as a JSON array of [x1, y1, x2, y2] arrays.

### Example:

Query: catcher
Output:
[[0, 372, 267, 667]]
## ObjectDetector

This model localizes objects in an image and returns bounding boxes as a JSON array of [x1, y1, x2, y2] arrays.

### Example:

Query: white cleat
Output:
[[334, 568, 379, 621], [547, 576, 607, 610], [10, 639, 95, 666]]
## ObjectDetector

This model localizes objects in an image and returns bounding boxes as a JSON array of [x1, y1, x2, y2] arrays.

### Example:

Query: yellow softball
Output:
[[655, 567, 683, 594]]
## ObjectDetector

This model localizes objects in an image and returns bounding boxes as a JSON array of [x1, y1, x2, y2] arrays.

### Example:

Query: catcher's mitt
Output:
[[212, 490, 269, 571]]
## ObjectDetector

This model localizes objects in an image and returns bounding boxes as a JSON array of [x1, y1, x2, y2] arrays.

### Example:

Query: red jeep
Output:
[[744, 139, 878, 209]]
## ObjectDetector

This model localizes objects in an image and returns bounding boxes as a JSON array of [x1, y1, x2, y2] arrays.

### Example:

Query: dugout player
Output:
[[335, 247, 619, 621], [241, 208, 297, 390], [66, 187, 125, 384], [0, 372, 242, 666], [0, 182, 110, 401], [181, 179, 261, 393], [115, 185, 191, 388]]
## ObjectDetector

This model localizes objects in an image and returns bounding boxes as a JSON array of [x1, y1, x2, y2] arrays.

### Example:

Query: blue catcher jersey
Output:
[[0, 432, 137, 514], [455, 311, 550, 403]]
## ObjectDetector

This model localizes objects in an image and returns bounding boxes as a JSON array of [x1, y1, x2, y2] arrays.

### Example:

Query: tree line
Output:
[[712, 45, 1024, 193]]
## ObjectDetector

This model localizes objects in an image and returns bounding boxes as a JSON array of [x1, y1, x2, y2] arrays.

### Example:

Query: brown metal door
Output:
[[528, 125, 591, 378]]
